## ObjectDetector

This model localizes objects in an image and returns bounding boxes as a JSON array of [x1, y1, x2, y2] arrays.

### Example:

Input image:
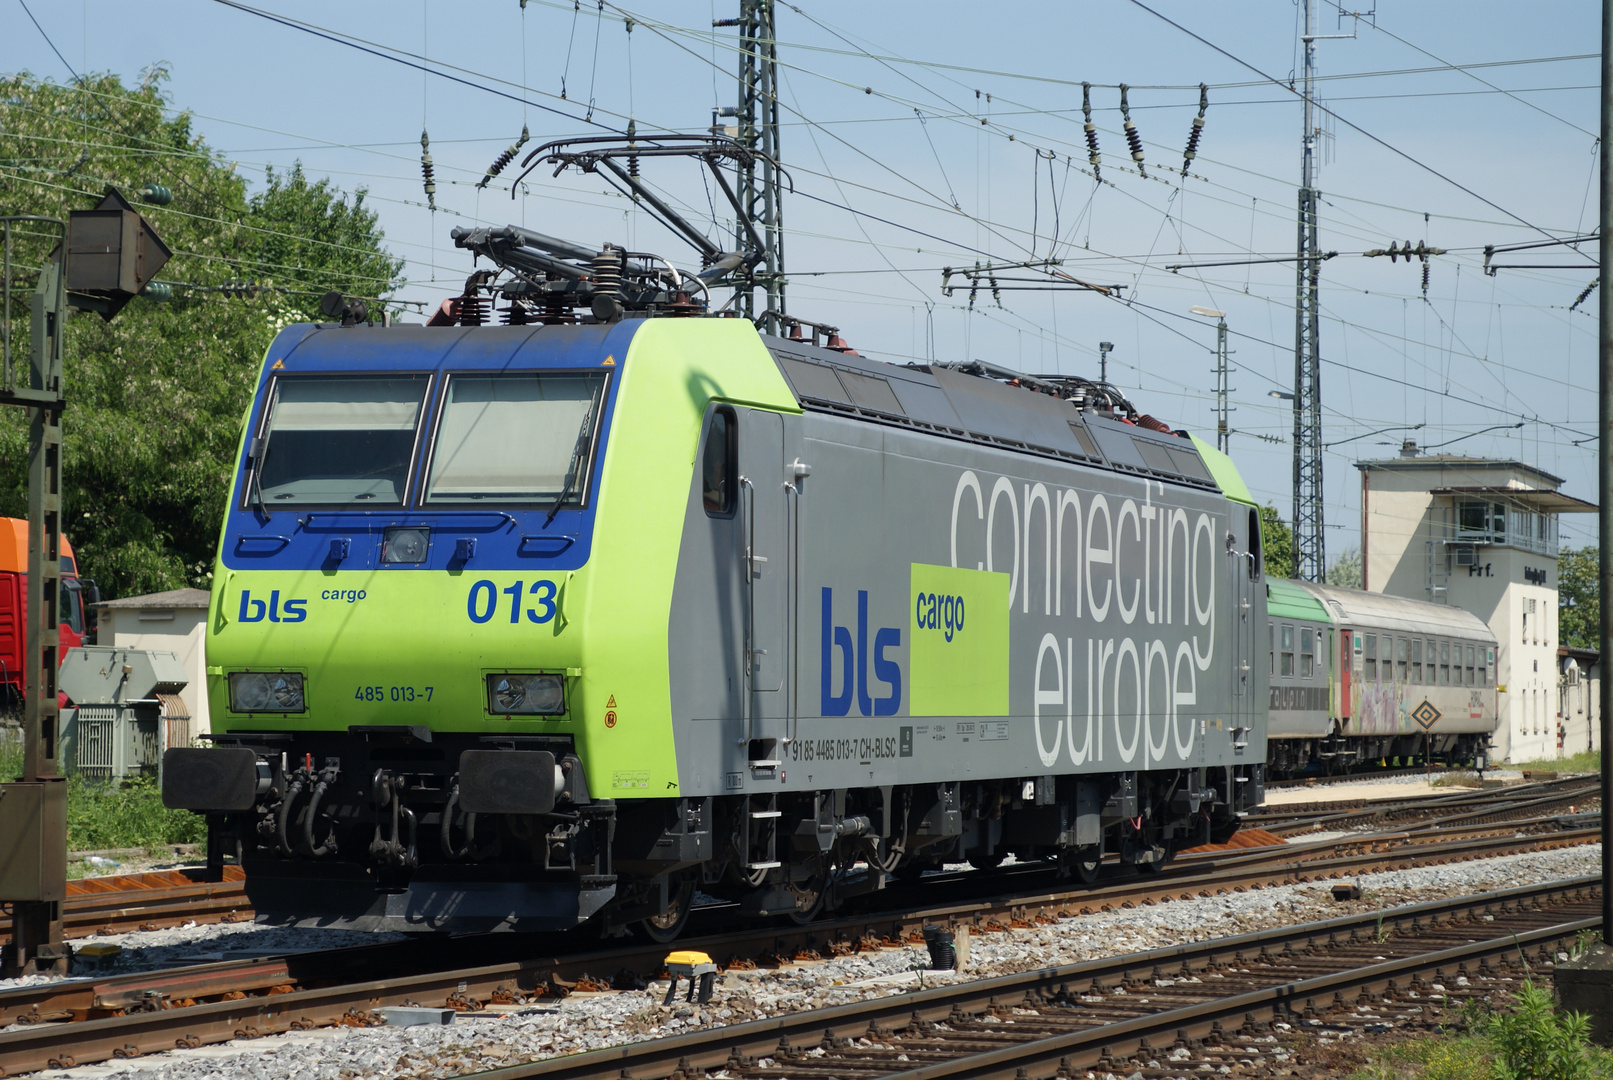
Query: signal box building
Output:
[[1356, 444, 1596, 763]]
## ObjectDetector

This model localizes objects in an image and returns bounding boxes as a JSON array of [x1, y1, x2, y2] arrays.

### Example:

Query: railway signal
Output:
[[0, 186, 168, 977]]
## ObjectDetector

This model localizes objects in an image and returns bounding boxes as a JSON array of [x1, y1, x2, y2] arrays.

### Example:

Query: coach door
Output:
[[1339, 630, 1353, 724], [734, 409, 790, 760]]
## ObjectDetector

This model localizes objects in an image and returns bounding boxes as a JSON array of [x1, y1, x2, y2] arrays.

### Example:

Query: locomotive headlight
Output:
[[229, 671, 306, 713], [485, 673, 566, 715], [381, 527, 430, 564]]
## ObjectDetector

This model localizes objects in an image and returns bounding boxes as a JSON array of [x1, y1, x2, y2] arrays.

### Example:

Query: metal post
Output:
[[1292, 0, 1327, 583], [2, 241, 66, 977], [734, 0, 785, 333], [1598, 0, 1612, 941], [1216, 317, 1231, 454]]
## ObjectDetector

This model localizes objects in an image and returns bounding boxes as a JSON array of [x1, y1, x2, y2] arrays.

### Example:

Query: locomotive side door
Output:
[[735, 408, 790, 746], [1233, 506, 1262, 750]]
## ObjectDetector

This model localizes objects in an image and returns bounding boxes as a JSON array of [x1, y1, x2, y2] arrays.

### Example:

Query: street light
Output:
[[1268, 390, 1295, 401]]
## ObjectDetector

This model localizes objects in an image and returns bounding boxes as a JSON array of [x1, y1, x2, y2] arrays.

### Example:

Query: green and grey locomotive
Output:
[[163, 224, 1269, 939]]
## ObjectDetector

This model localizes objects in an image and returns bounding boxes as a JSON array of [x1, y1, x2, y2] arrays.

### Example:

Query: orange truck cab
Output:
[[0, 519, 96, 703]]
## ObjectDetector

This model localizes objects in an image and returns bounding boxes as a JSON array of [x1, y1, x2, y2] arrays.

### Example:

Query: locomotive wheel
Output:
[[1134, 844, 1173, 875], [966, 851, 1005, 872], [1069, 843, 1103, 885], [784, 866, 827, 925], [640, 874, 697, 944]]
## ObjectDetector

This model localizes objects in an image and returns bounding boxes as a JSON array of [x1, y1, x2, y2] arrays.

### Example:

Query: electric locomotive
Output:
[[163, 225, 1268, 939]]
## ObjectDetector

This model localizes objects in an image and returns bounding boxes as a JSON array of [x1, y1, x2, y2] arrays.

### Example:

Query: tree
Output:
[[1326, 547, 1362, 590], [0, 70, 403, 598], [1559, 544, 1598, 650], [1259, 503, 1294, 579]]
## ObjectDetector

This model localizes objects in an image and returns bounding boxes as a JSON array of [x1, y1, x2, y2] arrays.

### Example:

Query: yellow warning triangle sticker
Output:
[[606, 694, 617, 708], [270, 358, 284, 369], [601, 355, 616, 366]]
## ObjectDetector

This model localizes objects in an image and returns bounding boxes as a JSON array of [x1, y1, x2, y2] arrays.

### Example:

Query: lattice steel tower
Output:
[[1292, 0, 1326, 582], [731, 0, 785, 333]]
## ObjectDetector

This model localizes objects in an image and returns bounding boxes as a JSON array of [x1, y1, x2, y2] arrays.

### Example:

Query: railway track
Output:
[[474, 876, 1603, 1080], [0, 866, 249, 941], [0, 780, 1574, 950], [1254, 776, 1600, 835], [0, 817, 1597, 1076]]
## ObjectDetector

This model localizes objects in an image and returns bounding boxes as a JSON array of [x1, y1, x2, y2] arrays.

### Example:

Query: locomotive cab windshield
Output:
[[252, 374, 430, 506], [423, 371, 606, 505]]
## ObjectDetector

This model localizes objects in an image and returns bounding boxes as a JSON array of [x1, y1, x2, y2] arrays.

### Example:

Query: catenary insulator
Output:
[[1082, 82, 1102, 181], [1421, 261, 1430, 295], [591, 245, 623, 297], [420, 130, 437, 211], [1570, 278, 1598, 312], [1182, 84, 1207, 176], [1119, 85, 1145, 177], [478, 123, 530, 189]]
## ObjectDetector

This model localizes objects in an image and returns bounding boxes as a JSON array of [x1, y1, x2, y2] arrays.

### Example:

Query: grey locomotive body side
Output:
[[640, 340, 1267, 918]]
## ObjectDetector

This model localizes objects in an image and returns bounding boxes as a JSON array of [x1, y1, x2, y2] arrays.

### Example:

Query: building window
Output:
[[1363, 633, 1377, 681], [1280, 625, 1295, 678], [1300, 627, 1315, 679], [1396, 637, 1409, 683]]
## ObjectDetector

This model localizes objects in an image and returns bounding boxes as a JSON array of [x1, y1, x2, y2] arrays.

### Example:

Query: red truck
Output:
[[0, 518, 96, 703]]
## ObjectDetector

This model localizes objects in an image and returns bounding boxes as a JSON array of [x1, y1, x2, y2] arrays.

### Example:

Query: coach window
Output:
[[702, 407, 737, 516], [1280, 625, 1295, 677], [1363, 634, 1377, 681], [1269, 623, 1276, 675], [1479, 648, 1490, 686], [1436, 641, 1448, 684], [1299, 628, 1315, 678], [1466, 645, 1476, 686], [1396, 637, 1409, 683], [1411, 639, 1423, 684]]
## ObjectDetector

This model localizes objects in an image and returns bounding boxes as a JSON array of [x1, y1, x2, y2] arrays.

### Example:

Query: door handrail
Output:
[[737, 475, 755, 747]]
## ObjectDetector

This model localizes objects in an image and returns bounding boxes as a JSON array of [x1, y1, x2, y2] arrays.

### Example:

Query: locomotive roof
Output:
[[762, 336, 1240, 498], [1281, 578, 1496, 643]]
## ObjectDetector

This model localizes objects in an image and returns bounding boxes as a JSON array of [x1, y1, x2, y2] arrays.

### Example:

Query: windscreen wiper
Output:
[[248, 436, 270, 519], [544, 386, 602, 527]]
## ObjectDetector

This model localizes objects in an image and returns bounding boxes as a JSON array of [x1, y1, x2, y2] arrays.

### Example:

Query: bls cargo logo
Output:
[[238, 589, 307, 623], [820, 588, 901, 716], [819, 568, 1011, 720]]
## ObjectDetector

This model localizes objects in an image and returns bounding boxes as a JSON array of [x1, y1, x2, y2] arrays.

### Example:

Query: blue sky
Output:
[[3, 1, 1602, 558]]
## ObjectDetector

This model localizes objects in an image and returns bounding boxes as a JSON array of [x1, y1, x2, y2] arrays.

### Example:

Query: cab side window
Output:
[[702, 407, 737, 517]]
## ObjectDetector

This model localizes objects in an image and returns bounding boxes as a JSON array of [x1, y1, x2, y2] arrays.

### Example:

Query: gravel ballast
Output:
[[17, 840, 1601, 1080]]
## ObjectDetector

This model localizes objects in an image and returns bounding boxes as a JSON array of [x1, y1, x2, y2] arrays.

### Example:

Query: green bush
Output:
[[66, 775, 205, 852], [1350, 980, 1613, 1080], [1486, 981, 1601, 1080], [3, 729, 202, 851]]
